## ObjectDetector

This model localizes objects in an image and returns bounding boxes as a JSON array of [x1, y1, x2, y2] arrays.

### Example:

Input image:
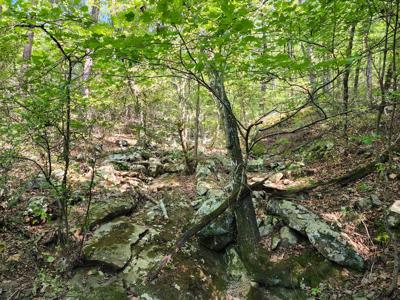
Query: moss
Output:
[[83, 218, 146, 269], [87, 199, 136, 229], [85, 222, 141, 255], [84, 283, 128, 300], [247, 286, 308, 300]]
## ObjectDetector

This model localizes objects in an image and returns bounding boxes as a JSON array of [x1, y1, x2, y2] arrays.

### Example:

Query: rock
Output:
[[130, 164, 147, 173], [252, 191, 266, 201], [370, 194, 382, 207], [26, 173, 48, 190], [247, 286, 307, 300], [389, 200, 400, 214], [259, 224, 274, 237], [224, 246, 248, 281], [196, 160, 216, 178], [52, 169, 64, 181], [148, 157, 162, 177], [68, 268, 128, 300], [122, 245, 163, 285], [271, 235, 280, 250], [388, 200, 400, 227], [207, 188, 225, 199], [279, 226, 298, 246], [83, 217, 147, 270], [267, 200, 365, 270], [116, 140, 129, 147], [163, 162, 185, 173], [355, 197, 372, 210], [270, 172, 284, 183], [247, 158, 265, 172], [196, 181, 210, 196], [108, 152, 142, 163], [389, 173, 397, 180], [248, 249, 339, 299], [196, 196, 234, 251], [87, 197, 138, 229]]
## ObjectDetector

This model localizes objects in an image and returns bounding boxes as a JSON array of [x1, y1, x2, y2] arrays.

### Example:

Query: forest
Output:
[[0, 0, 400, 299]]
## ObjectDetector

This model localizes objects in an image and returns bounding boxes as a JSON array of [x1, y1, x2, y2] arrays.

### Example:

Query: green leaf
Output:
[[125, 12, 135, 22]]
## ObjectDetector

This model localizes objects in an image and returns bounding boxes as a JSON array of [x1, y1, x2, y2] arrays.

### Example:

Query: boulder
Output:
[[195, 196, 234, 251], [266, 200, 365, 270], [83, 217, 147, 270], [68, 268, 128, 300], [87, 197, 138, 229]]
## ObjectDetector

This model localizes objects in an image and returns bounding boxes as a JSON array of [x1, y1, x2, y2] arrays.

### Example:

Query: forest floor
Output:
[[0, 132, 399, 299]]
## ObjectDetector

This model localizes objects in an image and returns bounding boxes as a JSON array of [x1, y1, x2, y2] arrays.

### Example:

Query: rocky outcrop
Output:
[[83, 217, 147, 270], [266, 199, 365, 270], [87, 197, 138, 229]]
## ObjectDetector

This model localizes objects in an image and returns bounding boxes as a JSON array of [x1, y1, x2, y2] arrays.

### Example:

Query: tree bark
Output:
[[376, 10, 391, 134], [82, 1, 100, 97], [342, 23, 356, 143], [19, 30, 34, 90], [194, 82, 201, 167], [210, 71, 265, 278]]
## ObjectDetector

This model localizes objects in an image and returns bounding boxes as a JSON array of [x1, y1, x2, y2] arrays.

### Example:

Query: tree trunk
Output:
[[342, 23, 356, 144], [194, 82, 201, 167], [19, 30, 34, 90], [82, 1, 100, 97], [365, 32, 373, 106], [376, 12, 391, 134], [210, 70, 261, 270]]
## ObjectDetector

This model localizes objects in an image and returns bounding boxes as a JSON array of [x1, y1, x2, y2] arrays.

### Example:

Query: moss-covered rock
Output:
[[267, 199, 365, 271], [247, 286, 308, 300], [67, 268, 128, 300], [83, 217, 147, 270], [195, 196, 234, 251], [87, 197, 138, 229]]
